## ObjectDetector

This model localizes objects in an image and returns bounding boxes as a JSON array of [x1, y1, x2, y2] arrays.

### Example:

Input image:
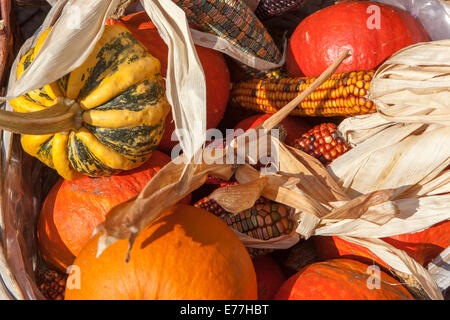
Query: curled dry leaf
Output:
[[209, 177, 269, 214]]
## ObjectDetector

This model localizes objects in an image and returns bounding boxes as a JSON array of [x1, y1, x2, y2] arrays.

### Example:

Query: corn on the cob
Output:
[[231, 70, 376, 117], [255, 0, 308, 20], [195, 195, 296, 257], [293, 122, 351, 165]]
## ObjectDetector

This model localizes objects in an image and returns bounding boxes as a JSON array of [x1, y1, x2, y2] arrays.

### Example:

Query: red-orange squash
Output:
[[37, 150, 190, 272], [286, 1, 429, 77], [252, 255, 286, 300], [234, 114, 310, 147], [65, 204, 257, 300], [107, 12, 230, 154], [314, 220, 450, 269], [274, 259, 413, 300]]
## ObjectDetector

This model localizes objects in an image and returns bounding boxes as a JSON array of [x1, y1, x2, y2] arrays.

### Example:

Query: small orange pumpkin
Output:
[[37, 150, 190, 272], [274, 259, 414, 300], [65, 204, 257, 300]]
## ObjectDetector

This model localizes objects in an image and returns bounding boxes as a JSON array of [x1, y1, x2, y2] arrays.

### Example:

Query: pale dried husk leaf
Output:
[[427, 246, 450, 292]]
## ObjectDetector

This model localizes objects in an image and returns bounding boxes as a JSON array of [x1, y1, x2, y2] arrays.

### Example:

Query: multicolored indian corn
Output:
[[255, 0, 309, 20], [293, 122, 351, 165], [172, 0, 282, 65], [231, 70, 376, 117], [195, 195, 296, 257]]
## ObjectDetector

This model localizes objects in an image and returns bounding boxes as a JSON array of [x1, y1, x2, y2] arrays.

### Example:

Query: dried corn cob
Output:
[[195, 195, 296, 257], [255, 0, 308, 20], [172, 0, 282, 66], [231, 70, 376, 117], [293, 122, 351, 165]]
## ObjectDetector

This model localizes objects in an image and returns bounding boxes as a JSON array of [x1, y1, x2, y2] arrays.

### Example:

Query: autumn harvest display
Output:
[[0, 0, 448, 302]]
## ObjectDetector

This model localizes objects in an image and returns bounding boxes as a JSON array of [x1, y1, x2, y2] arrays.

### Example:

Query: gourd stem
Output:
[[0, 98, 82, 135]]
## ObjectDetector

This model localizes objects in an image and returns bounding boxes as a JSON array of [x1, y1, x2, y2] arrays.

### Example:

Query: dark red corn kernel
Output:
[[293, 123, 351, 165], [38, 270, 67, 300]]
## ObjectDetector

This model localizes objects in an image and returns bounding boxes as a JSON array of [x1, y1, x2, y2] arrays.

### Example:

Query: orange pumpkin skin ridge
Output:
[[37, 151, 191, 272], [286, 1, 429, 77], [107, 12, 231, 154], [314, 220, 450, 269], [274, 259, 413, 300], [65, 204, 257, 300]]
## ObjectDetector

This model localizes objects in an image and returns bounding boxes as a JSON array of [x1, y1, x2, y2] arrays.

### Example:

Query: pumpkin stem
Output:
[[0, 97, 83, 135]]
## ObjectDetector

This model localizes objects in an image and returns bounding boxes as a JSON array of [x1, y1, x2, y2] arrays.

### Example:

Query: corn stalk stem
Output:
[[0, 98, 82, 134]]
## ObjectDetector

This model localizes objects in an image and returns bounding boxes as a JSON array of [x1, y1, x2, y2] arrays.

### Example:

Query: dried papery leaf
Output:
[[234, 165, 329, 219], [340, 236, 444, 300], [396, 164, 450, 198], [322, 189, 398, 220], [209, 177, 268, 214], [337, 113, 399, 146], [330, 126, 450, 196], [315, 194, 450, 238], [368, 40, 450, 127], [283, 144, 349, 202]]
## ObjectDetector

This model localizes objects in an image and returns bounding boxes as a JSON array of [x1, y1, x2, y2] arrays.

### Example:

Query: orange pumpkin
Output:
[[252, 255, 286, 300], [107, 12, 231, 154], [65, 204, 257, 300], [274, 259, 413, 300], [286, 1, 429, 77], [314, 220, 450, 269], [37, 150, 190, 272]]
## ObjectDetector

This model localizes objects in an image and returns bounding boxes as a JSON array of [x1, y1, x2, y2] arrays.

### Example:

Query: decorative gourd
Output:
[[234, 114, 311, 147], [274, 259, 414, 300], [107, 12, 230, 154], [252, 255, 286, 300], [1, 25, 170, 180], [37, 151, 191, 272], [65, 204, 257, 300], [313, 220, 450, 268], [286, 1, 429, 77]]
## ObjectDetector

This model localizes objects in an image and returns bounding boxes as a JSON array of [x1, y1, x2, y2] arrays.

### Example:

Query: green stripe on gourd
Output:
[[77, 32, 147, 102], [36, 136, 55, 169], [84, 123, 163, 157], [91, 78, 165, 112], [68, 133, 117, 177]]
